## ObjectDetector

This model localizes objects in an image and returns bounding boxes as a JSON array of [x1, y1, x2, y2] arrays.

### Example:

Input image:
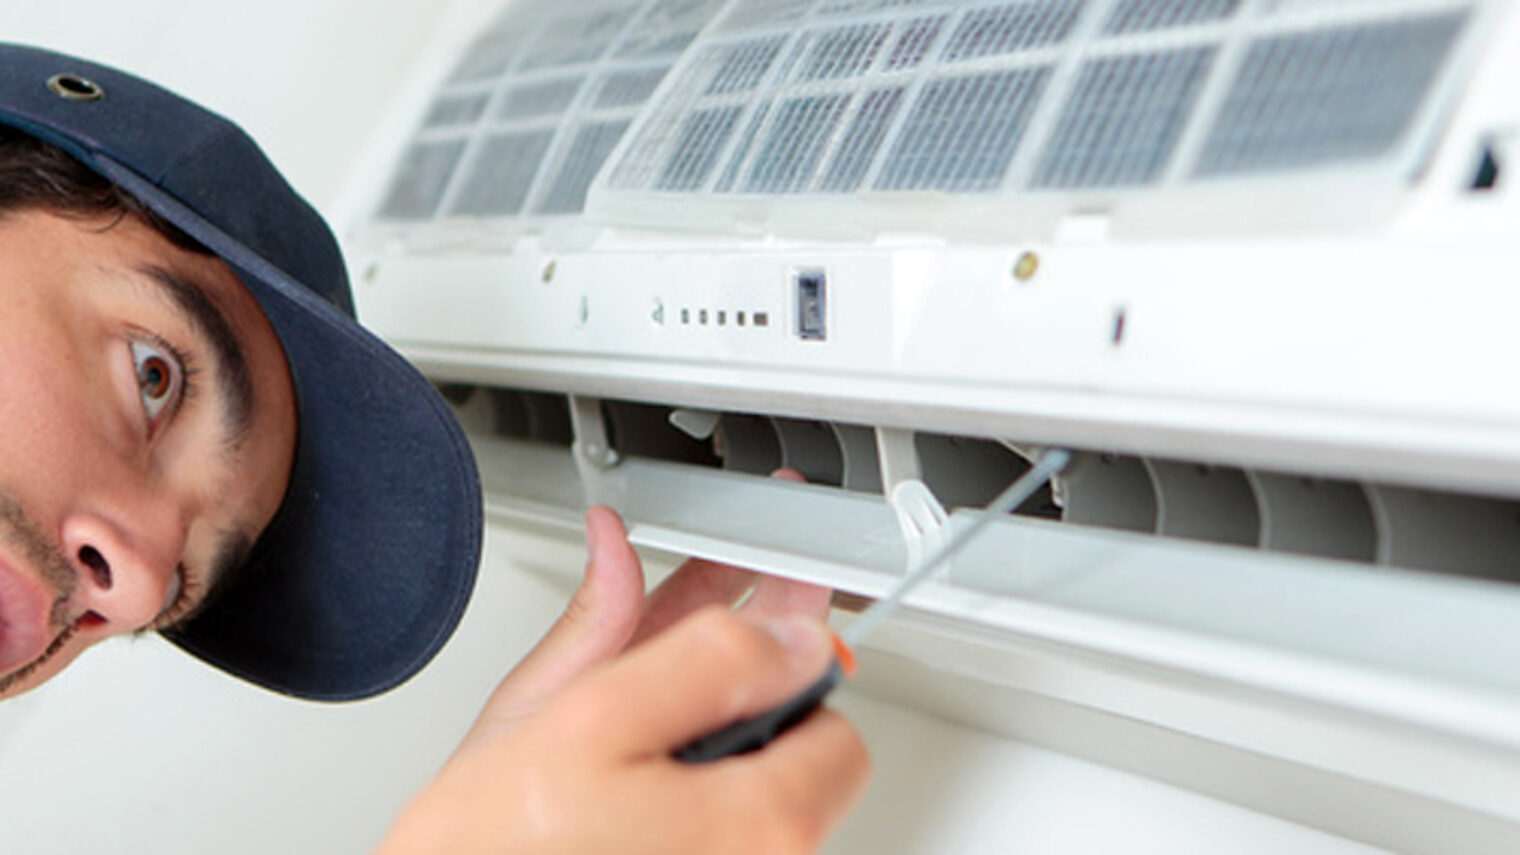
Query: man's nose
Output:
[[60, 508, 185, 633]]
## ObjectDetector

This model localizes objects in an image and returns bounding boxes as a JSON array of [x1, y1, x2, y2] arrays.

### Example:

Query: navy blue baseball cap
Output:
[[0, 43, 482, 700]]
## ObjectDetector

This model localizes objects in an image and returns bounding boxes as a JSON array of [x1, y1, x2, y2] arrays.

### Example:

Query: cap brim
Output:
[[102, 159, 483, 701]]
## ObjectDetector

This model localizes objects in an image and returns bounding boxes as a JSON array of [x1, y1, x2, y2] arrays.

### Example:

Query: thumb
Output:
[[467, 507, 646, 739]]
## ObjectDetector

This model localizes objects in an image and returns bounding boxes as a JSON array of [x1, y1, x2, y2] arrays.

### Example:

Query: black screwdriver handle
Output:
[[675, 658, 846, 763]]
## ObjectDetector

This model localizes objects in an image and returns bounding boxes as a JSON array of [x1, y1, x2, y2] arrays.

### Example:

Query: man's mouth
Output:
[[0, 551, 57, 676]]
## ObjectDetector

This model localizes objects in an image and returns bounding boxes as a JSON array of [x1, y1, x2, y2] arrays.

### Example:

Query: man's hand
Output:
[[378, 498, 871, 854]]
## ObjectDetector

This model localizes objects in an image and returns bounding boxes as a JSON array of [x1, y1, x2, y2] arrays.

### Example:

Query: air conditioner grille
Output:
[[539, 120, 635, 213], [819, 87, 906, 191], [452, 130, 556, 216], [886, 14, 949, 68], [747, 95, 854, 192], [607, 1, 1473, 200], [718, 0, 816, 33], [658, 106, 745, 190], [373, 0, 1484, 236], [939, 2, 1085, 61], [707, 36, 789, 94], [496, 77, 584, 120], [714, 102, 773, 191], [1031, 46, 1215, 188], [375, 0, 724, 222], [1196, 12, 1469, 177], [876, 68, 1051, 192], [1103, 0, 1242, 35], [594, 67, 672, 107], [423, 93, 490, 128], [378, 139, 466, 220], [522, 7, 641, 70], [799, 23, 894, 79]]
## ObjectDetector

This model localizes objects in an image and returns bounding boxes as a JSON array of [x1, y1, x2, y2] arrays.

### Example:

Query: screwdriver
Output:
[[676, 448, 1073, 763]]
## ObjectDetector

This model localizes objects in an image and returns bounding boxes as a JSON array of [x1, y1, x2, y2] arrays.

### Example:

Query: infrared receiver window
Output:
[[795, 268, 826, 341]]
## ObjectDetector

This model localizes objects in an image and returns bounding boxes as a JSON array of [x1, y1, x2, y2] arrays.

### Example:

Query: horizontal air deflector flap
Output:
[[472, 432, 1520, 754]]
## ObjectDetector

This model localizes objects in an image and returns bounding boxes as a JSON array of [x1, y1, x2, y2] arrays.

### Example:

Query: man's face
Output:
[[0, 210, 297, 698]]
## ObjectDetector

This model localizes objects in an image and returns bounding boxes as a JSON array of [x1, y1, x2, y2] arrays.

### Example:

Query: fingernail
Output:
[[763, 616, 826, 663]]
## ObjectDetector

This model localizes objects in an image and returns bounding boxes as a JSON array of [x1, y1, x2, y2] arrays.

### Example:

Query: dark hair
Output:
[[0, 123, 208, 254]]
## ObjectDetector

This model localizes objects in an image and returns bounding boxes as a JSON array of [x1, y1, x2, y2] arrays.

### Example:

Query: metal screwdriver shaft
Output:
[[841, 447, 1072, 647], [677, 447, 1071, 763]]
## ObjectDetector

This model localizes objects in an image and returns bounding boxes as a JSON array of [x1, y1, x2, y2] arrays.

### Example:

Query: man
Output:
[[0, 43, 868, 852]]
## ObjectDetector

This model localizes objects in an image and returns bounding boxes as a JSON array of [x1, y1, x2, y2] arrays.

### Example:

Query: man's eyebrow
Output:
[[138, 265, 255, 449]]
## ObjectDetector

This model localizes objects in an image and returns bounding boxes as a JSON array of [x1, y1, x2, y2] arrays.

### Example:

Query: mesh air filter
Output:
[[375, 0, 725, 222], [451, 131, 555, 216], [747, 95, 854, 192], [377, 0, 1482, 236], [1032, 47, 1216, 188], [939, 2, 1085, 61], [378, 140, 466, 219], [657, 106, 745, 190], [538, 120, 634, 213], [877, 68, 1052, 192], [1196, 12, 1469, 176], [604, 0, 1473, 205], [1103, 0, 1241, 34]]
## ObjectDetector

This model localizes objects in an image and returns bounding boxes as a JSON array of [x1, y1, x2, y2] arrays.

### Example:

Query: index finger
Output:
[[562, 607, 837, 757], [629, 557, 755, 647]]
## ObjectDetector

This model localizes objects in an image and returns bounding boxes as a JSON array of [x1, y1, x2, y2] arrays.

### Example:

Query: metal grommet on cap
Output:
[[46, 73, 104, 102]]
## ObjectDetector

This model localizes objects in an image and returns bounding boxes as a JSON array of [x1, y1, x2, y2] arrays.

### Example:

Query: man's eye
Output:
[[130, 340, 183, 428]]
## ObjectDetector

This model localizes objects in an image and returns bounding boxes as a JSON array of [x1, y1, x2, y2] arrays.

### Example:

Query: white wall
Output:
[[0, 4, 1394, 853], [0, 0, 457, 212]]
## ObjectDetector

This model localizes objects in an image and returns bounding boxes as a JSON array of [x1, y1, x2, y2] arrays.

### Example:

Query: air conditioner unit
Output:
[[339, 1, 1520, 852]]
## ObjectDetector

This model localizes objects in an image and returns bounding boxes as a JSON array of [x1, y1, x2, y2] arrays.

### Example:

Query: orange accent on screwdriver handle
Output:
[[830, 631, 857, 678]]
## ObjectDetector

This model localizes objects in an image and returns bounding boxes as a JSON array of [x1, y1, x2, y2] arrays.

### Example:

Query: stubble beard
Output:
[[0, 489, 79, 694]]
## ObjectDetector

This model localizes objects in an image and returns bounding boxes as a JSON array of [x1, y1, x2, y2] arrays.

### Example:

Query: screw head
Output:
[[1013, 251, 1040, 283]]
